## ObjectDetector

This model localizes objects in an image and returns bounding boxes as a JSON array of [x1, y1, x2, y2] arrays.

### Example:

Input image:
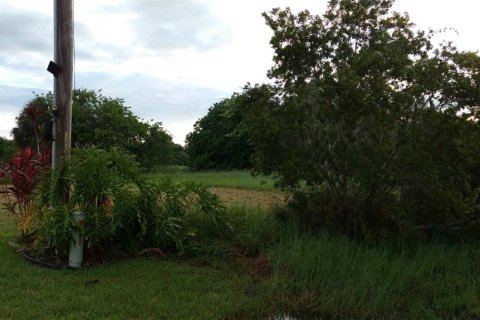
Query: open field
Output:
[[146, 168, 277, 191], [147, 169, 287, 208], [210, 187, 287, 208]]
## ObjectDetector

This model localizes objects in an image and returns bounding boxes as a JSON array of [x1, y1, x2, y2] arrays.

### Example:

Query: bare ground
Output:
[[209, 187, 289, 208]]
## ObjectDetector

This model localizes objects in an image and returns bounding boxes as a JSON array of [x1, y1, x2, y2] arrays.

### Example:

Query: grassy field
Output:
[[2, 171, 480, 319], [145, 167, 276, 191]]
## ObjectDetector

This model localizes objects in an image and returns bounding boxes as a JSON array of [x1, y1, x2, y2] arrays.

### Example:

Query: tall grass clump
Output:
[[185, 204, 480, 318], [194, 204, 281, 259], [227, 205, 281, 255], [268, 226, 480, 319]]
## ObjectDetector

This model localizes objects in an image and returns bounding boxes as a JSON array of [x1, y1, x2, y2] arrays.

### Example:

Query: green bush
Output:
[[134, 178, 231, 255], [0, 137, 16, 163], [30, 205, 78, 256], [31, 148, 139, 255], [30, 148, 229, 259]]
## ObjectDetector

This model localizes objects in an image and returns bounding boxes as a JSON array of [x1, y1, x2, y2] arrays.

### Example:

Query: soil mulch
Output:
[[15, 244, 129, 269], [233, 250, 273, 279]]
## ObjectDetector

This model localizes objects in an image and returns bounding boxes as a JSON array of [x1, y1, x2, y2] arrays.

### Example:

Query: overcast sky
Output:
[[1, 0, 479, 145]]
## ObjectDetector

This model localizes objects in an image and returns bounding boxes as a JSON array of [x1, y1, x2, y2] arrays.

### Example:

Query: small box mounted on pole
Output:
[[47, 60, 61, 76]]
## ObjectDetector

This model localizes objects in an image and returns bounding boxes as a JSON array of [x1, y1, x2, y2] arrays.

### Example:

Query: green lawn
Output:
[[0, 215, 271, 320], [145, 168, 276, 191]]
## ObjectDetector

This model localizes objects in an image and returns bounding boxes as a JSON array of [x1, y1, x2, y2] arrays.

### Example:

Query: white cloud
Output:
[[0, 112, 16, 139], [0, 0, 479, 145]]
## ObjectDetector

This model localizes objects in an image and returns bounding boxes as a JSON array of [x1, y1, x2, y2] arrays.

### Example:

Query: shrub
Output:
[[133, 178, 231, 255], [32, 147, 139, 255], [0, 137, 16, 163], [30, 147, 230, 259]]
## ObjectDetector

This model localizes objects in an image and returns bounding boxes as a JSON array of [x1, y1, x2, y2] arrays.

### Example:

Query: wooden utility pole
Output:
[[52, 0, 74, 167]]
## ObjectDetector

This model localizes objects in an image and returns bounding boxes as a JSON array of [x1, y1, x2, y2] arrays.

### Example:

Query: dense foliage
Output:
[[27, 148, 229, 257], [0, 138, 16, 163], [245, 0, 480, 238], [185, 93, 254, 170], [12, 95, 52, 154], [12, 89, 184, 169]]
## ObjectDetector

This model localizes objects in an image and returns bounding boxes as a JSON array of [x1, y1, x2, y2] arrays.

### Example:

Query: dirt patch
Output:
[[209, 187, 289, 208], [233, 249, 273, 279]]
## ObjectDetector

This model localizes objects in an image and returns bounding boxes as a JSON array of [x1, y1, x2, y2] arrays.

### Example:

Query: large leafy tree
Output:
[[12, 89, 176, 169], [246, 0, 480, 237], [12, 93, 52, 154], [185, 90, 258, 170], [71, 89, 147, 152], [171, 143, 188, 166], [132, 121, 175, 169]]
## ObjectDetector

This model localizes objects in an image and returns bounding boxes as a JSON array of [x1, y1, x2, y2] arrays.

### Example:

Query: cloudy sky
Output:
[[1, 0, 479, 144]]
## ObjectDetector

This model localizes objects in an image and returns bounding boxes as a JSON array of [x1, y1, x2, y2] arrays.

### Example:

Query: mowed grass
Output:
[[145, 167, 276, 191], [0, 215, 270, 320]]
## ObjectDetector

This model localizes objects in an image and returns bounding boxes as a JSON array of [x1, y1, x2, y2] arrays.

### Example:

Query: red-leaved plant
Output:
[[0, 147, 50, 234]]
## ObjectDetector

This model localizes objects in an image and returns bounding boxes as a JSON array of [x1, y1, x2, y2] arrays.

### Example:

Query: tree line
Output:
[[8, 89, 186, 169]]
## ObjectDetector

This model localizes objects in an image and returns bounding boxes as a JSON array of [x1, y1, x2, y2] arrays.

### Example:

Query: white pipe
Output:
[[69, 211, 85, 268]]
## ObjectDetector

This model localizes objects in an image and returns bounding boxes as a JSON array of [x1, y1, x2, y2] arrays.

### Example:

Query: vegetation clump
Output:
[[1, 147, 229, 263], [0, 147, 50, 236], [185, 92, 254, 170]]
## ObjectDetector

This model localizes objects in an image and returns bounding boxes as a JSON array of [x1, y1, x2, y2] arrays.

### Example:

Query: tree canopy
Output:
[[245, 0, 480, 237], [12, 89, 182, 169], [185, 90, 257, 170], [12, 94, 52, 154], [0, 138, 16, 163]]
